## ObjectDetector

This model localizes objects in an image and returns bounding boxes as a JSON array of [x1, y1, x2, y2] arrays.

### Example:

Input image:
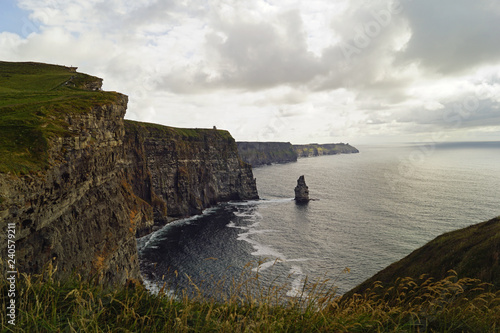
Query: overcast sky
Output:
[[1, 0, 500, 144]]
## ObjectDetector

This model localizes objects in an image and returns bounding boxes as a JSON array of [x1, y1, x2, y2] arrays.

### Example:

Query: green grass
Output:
[[0, 61, 121, 174], [1, 261, 498, 332], [125, 120, 235, 142], [0, 61, 102, 93], [349, 217, 500, 297]]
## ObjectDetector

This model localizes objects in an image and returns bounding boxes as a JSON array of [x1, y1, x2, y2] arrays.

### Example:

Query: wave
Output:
[[287, 265, 307, 298], [137, 207, 219, 252], [227, 201, 312, 300]]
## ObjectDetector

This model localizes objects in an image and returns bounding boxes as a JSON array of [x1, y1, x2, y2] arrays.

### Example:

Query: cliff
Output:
[[348, 216, 500, 296], [237, 142, 297, 167], [0, 61, 259, 284], [293, 143, 359, 157], [236, 142, 359, 166], [124, 121, 258, 236], [0, 62, 142, 284]]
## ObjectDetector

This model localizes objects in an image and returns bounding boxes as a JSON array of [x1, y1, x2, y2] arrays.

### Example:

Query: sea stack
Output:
[[294, 175, 310, 203]]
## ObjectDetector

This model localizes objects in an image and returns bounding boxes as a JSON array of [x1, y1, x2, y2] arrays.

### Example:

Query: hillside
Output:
[[0, 61, 258, 284], [0, 61, 118, 174], [348, 216, 500, 296], [0, 61, 498, 331]]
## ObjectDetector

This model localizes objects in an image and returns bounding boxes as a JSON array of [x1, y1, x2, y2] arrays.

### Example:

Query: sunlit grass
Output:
[[0, 61, 122, 174]]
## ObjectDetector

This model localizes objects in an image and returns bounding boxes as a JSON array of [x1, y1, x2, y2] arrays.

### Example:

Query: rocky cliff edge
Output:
[[237, 142, 359, 167], [124, 120, 259, 236], [0, 62, 258, 284]]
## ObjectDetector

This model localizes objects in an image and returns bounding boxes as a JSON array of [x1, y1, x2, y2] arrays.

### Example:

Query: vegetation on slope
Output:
[[1, 218, 499, 331], [0, 61, 121, 174], [0, 261, 498, 332], [125, 119, 235, 142], [349, 216, 500, 296]]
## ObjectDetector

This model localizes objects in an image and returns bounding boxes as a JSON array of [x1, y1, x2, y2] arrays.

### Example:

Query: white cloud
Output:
[[397, 0, 500, 74], [1, 0, 500, 144], [0, 32, 25, 59]]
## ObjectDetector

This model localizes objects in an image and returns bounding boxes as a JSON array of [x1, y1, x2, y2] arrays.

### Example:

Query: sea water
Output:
[[138, 142, 500, 296]]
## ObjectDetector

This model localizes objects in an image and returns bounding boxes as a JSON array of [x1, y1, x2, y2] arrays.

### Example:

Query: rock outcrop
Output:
[[294, 175, 310, 203], [237, 142, 297, 167], [0, 62, 259, 284], [124, 121, 259, 236]]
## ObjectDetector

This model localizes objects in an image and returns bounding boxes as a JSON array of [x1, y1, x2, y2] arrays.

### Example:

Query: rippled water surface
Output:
[[139, 142, 500, 295]]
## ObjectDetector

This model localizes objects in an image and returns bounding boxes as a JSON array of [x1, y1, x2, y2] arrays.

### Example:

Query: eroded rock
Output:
[[294, 175, 310, 203]]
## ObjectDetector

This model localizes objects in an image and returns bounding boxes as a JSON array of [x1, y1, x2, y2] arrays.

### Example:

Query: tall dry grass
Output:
[[1, 260, 499, 332]]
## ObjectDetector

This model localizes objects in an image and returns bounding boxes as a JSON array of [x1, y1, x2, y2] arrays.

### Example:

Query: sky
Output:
[[1, 0, 500, 144]]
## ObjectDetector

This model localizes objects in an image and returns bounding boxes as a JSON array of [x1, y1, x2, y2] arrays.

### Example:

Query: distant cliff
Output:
[[348, 216, 500, 296], [237, 142, 359, 166], [293, 143, 359, 157], [0, 62, 258, 284], [124, 121, 259, 236], [237, 142, 297, 167]]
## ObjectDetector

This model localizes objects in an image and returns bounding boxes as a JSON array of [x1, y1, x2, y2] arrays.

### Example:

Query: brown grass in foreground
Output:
[[1, 261, 499, 332]]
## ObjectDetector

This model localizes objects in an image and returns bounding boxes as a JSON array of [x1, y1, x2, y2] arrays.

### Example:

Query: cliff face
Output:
[[293, 143, 359, 157], [0, 62, 259, 284], [237, 142, 297, 167], [237, 142, 359, 166], [0, 94, 143, 284], [125, 121, 259, 236]]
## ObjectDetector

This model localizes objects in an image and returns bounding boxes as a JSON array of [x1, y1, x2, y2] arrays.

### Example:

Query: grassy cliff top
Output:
[[124, 119, 235, 142], [0, 61, 122, 174]]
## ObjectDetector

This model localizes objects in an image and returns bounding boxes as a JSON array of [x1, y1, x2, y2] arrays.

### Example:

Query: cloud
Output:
[[157, 8, 325, 93], [1, 0, 500, 144], [0, 32, 24, 59], [397, 0, 500, 74]]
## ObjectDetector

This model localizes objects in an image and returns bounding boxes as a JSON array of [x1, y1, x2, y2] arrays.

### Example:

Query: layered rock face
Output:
[[293, 143, 359, 157], [294, 175, 310, 203], [125, 121, 259, 236], [0, 63, 259, 285], [237, 142, 359, 167], [0, 95, 143, 284], [0, 108, 259, 283], [237, 142, 297, 167]]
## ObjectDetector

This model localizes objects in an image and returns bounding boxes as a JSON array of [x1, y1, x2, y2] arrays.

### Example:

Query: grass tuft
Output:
[[1, 260, 499, 332]]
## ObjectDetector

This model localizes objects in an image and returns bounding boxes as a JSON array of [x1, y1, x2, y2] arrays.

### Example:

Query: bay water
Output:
[[138, 142, 500, 296]]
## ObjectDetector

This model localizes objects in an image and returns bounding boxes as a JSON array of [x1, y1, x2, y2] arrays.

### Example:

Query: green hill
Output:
[[0, 61, 121, 174], [348, 216, 500, 296]]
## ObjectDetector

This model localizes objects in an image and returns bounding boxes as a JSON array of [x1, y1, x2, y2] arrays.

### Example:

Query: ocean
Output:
[[138, 142, 500, 296]]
